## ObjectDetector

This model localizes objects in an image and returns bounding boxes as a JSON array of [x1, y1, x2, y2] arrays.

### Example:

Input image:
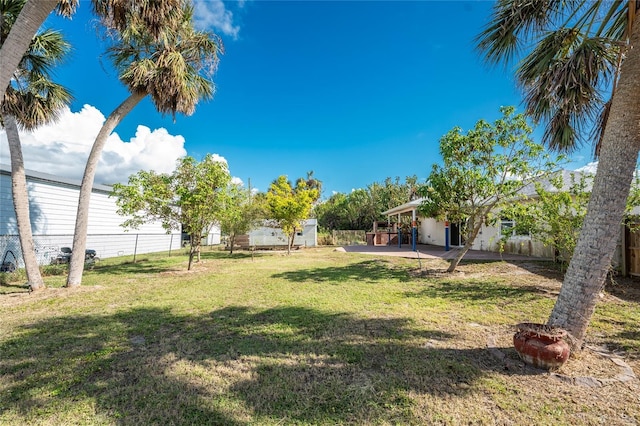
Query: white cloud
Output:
[[0, 104, 187, 185], [193, 0, 240, 39], [575, 162, 598, 174], [231, 176, 243, 185], [209, 153, 228, 164]]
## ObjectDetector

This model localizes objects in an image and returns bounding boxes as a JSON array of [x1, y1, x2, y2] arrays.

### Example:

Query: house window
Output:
[[500, 218, 530, 237], [500, 219, 516, 236]]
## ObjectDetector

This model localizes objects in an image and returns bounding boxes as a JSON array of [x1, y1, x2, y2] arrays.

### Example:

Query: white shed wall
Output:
[[249, 219, 317, 247]]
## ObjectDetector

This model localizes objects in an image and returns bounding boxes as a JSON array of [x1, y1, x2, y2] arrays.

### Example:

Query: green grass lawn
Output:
[[1, 248, 639, 425]]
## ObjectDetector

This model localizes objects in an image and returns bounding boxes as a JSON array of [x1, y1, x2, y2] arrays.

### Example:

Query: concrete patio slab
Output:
[[341, 244, 546, 261]]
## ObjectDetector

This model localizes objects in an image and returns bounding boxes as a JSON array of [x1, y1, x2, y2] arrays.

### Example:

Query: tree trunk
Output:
[[0, 0, 57, 102], [66, 92, 146, 287], [447, 215, 485, 273], [229, 233, 235, 254], [3, 114, 46, 291], [287, 231, 295, 255], [188, 243, 195, 270], [548, 21, 640, 348]]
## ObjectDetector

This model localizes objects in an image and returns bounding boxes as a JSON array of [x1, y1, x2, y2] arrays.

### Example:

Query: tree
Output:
[[111, 155, 231, 270], [504, 171, 640, 268], [0, 0, 182, 105], [343, 188, 374, 230], [1, 0, 72, 291], [218, 184, 263, 254], [266, 175, 319, 254], [66, 3, 222, 287], [369, 176, 420, 218], [313, 176, 419, 232], [501, 172, 592, 267], [418, 106, 560, 273], [314, 192, 350, 231], [296, 170, 322, 202], [478, 1, 640, 348]]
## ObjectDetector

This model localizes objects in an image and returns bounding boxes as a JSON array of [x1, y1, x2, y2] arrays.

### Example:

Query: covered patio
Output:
[[378, 199, 424, 251]]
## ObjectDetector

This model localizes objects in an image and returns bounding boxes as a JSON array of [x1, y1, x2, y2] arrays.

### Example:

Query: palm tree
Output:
[[0, 0, 182, 103], [297, 170, 323, 200], [1, 0, 72, 291], [66, 3, 223, 287], [477, 1, 640, 348]]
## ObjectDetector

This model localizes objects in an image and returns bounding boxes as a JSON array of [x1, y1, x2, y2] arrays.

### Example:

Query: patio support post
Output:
[[445, 220, 450, 251], [397, 213, 402, 248], [387, 216, 391, 246], [411, 209, 417, 251]]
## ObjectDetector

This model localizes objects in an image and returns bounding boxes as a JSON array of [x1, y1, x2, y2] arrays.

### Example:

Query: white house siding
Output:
[[419, 218, 445, 246], [0, 165, 183, 266], [417, 215, 553, 258]]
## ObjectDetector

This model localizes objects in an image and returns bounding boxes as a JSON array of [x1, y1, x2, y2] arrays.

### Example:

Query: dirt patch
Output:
[[606, 276, 640, 303]]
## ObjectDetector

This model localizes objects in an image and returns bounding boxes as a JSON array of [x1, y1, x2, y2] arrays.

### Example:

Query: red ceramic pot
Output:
[[513, 322, 570, 370]]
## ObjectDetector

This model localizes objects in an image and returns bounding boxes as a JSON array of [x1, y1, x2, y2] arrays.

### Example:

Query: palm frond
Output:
[[92, 0, 184, 40], [477, 0, 636, 155], [0, 0, 26, 38], [600, 0, 632, 40], [55, 0, 79, 17], [2, 17, 71, 129], [476, 0, 567, 65], [2, 76, 72, 129], [517, 32, 619, 152], [18, 29, 70, 76], [105, 3, 221, 119]]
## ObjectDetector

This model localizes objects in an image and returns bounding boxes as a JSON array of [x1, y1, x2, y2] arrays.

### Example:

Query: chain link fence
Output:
[[0, 233, 183, 269]]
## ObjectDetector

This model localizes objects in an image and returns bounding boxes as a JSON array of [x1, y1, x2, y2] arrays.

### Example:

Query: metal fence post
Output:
[[133, 234, 139, 263], [169, 234, 173, 257]]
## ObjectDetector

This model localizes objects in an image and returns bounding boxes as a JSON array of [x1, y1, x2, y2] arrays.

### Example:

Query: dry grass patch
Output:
[[0, 248, 638, 424]]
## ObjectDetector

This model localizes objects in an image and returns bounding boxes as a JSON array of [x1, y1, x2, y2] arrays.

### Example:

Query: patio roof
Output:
[[382, 198, 424, 217]]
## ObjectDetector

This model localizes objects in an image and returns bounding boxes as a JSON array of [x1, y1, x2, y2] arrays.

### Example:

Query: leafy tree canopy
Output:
[[418, 106, 562, 272], [218, 183, 264, 254], [266, 175, 319, 254], [111, 154, 231, 269], [314, 176, 419, 231]]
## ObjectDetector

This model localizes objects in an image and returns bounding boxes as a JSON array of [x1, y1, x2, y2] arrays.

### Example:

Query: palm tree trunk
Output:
[[0, 0, 57, 102], [3, 114, 46, 291], [548, 21, 640, 348], [66, 92, 146, 287]]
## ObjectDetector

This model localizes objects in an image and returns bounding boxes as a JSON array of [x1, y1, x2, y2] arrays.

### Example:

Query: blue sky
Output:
[[1, 0, 595, 195]]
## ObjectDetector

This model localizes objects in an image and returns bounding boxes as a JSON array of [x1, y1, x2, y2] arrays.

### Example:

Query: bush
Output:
[[317, 231, 335, 246], [41, 264, 68, 276], [0, 268, 26, 285]]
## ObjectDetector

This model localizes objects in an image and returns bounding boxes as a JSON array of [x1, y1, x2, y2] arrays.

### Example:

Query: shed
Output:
[[232, 219, 317, 249]]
